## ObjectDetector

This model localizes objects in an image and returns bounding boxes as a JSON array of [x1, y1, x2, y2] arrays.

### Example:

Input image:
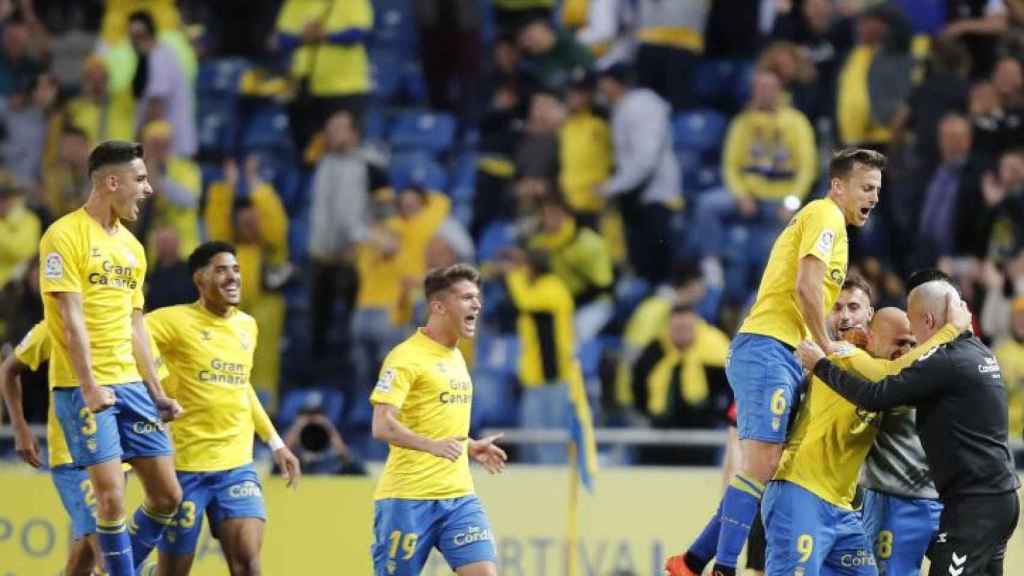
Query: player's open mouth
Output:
[[463, 314, 477, 328], [859, 206, 872, 217], [223, 282, 239, 296]]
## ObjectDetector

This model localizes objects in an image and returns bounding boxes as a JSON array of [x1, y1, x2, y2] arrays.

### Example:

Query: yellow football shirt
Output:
[[740, 198, 848, 348], [14, 322, 72, 468], [38, 209, 147, 388], [774, 324, 959, 509], [146, 303, 274, 472], [371, 330, 474, 500]]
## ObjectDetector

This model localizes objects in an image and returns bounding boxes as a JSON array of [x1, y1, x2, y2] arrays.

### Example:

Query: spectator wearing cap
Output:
[[128, 10, 197, 157], [993, 295, 1024, 438], [139, 120, 201, 262], [41, 125, 90, 218], [596, 64, 682, 285], [0, 172, 40, 289], [529, 192, 614, 342], [64, 55, 135, 145], [695, 67, 816, 302], [1, 71, 57, 189], [274, 0, 373, 153], [308, 110, 385, 359], [517, 16, 594, 92], [631, 0, 711, 110], [558, 68, 611, 227]]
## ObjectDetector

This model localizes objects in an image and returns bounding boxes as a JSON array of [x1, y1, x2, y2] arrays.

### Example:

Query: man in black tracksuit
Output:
[[797, 279, 1020, 576]]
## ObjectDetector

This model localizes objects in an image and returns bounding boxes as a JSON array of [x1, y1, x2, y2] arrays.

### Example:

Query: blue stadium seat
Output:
[[199, 162, 224, 196], [196, 94, 239, 155], [476, 221, 517, 262], [390, 152, 448, 191], [448, 152, 477, 202], [196, 58, 250, 95], [389, 111, 457, 154], [372, 0, 418, 57], [240, 104, 293, 151], [370, 50, 403, 101], [362, 107, 392, 143], [692, 59, 754, 111], [277, 387, 345, 430], [672, 109, 729, 154], [682, 165, 723, 198], [472, 334, 520, 427]]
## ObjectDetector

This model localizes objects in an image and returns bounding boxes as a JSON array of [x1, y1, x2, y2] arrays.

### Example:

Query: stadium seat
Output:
[[448, 152, 477, 203], [371, 0, 418, 57], [196, 94, 239, 156], [240, 103, 293, 151], [672, 109, 729, 154], [389, 110, 457, 154], [362, 107, 392, 143], [692, 59, 754, 111], [476, 221, 518, 262], [196, 58, 250, 96], [389, 152, 448, 191], [682, 165, 723, 199], [370, 50, 403, 102], [277, 387, 346, 430]]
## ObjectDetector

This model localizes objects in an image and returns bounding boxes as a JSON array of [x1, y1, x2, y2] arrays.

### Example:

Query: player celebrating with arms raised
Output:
[[146, 241, 300, 576], [667, 148, 886, 576], [40, 140, 184, 575], [370, 264, 507, 576]]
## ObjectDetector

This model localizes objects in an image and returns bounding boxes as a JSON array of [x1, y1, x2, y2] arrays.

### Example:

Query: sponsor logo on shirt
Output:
[[131, 421, 166, 435], [439, 377, 472, 405], [978, 356, 1002, 378], [228, 480, 262, 499], [452, 525, 492, 547], [198, 358, 249, 385], [44, 253, 63, 279], [88, 260, 138, 289]]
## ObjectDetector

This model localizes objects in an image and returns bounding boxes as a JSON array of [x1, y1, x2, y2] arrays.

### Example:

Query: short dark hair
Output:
[[424, 264, 480, 300], [842, 272, 875, 303], [128, 10, 157, 37], [906, 268, 956, 293], [88, 140, 143, 177], [188, 241, 236, 275], [670, 303, 696, 316], [829, 148, 887, 181]]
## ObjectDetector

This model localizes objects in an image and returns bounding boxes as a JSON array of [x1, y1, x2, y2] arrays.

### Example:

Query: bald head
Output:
[[907, 280, 960, 343], [868, 307, 916, 360]]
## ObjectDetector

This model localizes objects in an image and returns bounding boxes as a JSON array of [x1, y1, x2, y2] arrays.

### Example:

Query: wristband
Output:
[[269, 434, 285, 451]]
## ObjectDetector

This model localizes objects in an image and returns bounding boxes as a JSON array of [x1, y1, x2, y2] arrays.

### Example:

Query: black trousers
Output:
[[310, 260, 358, 359], [928, 491, 1020, 576], [621, 201, 674, 286], [634, 43, 699, 111]]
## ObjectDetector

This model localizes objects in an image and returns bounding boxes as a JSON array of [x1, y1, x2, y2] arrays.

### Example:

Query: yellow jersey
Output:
[[371, 330, 474, 500], [39, 209, 147, 388], [740, 198, 848, 348], [145, 303, 275, 472], [775, 324, 959, 509], [14, 322, 72, 468]]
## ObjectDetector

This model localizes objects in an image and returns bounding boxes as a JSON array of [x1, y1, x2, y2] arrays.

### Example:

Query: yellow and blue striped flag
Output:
[[567, 360, 598, 491]]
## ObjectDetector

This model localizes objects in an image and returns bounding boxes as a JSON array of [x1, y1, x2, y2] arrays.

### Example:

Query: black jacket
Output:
[[813, 333, 1019, 501]]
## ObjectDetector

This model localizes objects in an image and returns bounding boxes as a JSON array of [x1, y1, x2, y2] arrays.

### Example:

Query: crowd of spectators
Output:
[[3, 0, 1024, 467]]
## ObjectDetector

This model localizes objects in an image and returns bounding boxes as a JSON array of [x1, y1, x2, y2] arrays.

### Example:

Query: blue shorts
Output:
[[763, 481, 878, 576], [159, 464, 266, 556], [53, 382, 173, 467], [51, 465, 97, 540], [859, 488, 942, 576], [728, 333, 804, 443], [372, 496, 496, 575]]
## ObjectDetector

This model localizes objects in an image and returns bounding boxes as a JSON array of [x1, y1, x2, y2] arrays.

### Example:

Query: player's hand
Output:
[[13, 424, 42, 468], [430, 436, 466, 462], [83, 385, 115, 413], [469, 433, 508, 475], [796, 340, 826, 371], [946, 292, 973, 333], [153, 395, 184, 422], [273, 446, 302, 489]]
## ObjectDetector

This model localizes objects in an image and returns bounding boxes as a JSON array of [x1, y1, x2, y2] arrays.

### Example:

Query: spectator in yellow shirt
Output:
[[63, 56, 135, 145], [993, 296, 1024, 439], [693, 68, 816, 301], [558, 68, 611, 227], [0, 174, 40, 289], [138, 120, 201, 262]]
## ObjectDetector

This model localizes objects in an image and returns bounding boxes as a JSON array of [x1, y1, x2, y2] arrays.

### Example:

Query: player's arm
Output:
[[131, 309, 182, 422], [811, 351, 948, 411], [53, 291, 113, 412], [796, 255, 833, 351], [0, 349, 41, 468], [371, 403, 464, 461], [247, 386, 301, 487]]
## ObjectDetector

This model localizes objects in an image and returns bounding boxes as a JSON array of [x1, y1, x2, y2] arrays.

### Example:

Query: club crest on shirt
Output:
[[44, 252, 63, 279], [817, 229, 836, 254], [199, 329, 212, 342]]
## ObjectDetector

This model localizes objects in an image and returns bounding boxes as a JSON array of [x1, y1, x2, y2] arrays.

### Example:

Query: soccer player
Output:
[[39, 140, 184, 575], [2, 327, 101, 576], [857, 270, 947, 576], [147, 241, 301, 576], [667, 148, 886, 576], [370, 264, 508, 576], [764, 282, 967, 576]]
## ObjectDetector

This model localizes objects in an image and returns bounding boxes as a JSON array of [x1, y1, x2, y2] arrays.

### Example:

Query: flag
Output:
[[567, 360, 598, 491]]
